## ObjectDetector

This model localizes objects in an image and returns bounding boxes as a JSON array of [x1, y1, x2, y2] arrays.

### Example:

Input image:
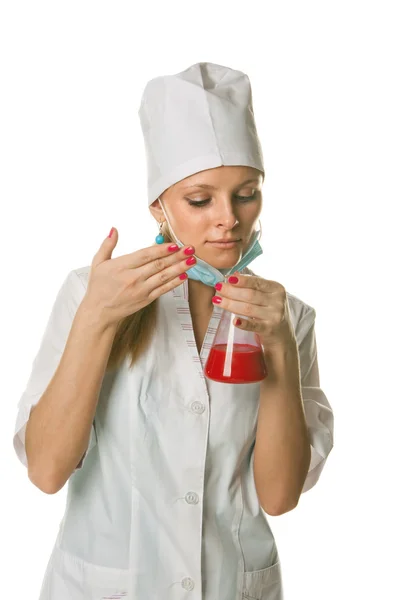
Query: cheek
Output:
[[175, 211, 209, 243], [186, 213, 211, 233], [247, 201, 262, 219]]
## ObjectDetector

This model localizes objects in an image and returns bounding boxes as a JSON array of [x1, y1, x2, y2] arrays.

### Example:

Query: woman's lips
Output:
[[207, 240, 240, 249]]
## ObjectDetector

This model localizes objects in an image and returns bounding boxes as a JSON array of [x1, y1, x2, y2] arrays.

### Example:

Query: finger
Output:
[[211, 295, 268, 320], [226, 272, 281, 294], [92, 226, 119, 268], [114, 241, 194, 272], [214, 283, 269, 307]]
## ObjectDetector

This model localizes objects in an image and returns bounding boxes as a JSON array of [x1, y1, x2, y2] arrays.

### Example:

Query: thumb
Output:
[[92, 226, 118, 268]]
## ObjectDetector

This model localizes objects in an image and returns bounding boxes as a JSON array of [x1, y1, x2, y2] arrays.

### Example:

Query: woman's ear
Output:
[[149, 199, 163, 221]]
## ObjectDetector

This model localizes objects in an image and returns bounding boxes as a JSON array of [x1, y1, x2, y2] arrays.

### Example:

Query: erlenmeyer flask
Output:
[[205, 295, 268, 384]]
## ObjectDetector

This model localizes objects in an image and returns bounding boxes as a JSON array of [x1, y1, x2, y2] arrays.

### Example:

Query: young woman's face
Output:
[[150, 165, 263, 269]]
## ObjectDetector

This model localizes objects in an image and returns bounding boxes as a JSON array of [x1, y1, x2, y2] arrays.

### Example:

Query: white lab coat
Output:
[[13, 265, 334, 600]]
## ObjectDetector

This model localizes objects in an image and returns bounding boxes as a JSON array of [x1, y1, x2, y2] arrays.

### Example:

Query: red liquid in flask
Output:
[[205, 343, 268, 384]]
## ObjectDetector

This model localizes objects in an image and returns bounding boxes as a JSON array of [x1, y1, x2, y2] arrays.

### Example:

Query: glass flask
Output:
[[204, 280, 268, 384]]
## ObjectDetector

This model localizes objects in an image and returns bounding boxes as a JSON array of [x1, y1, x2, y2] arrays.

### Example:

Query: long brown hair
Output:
[[105, 220, 174, 373]]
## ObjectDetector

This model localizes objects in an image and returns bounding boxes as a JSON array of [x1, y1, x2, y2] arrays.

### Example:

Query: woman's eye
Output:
[[187, 192, 257, 207], [187, 199, 211, 207]]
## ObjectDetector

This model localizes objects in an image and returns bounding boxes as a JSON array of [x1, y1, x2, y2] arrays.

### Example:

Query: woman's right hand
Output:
[[83, 227, 196, 329]]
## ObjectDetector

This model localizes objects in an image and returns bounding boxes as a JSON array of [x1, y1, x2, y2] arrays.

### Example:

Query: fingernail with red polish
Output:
[[212, 296, 222, 304], [215, 283, 223, 291], [228, 276, 239, 284]]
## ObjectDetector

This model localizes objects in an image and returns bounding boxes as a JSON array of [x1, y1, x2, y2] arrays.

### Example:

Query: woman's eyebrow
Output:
[[183, 178, 260, 190]]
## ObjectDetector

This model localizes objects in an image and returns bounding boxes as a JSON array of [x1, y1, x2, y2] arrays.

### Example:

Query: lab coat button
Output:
[[181, 577, 195, 591], [191, 401, 205, 414], [185, 492, 199, 504]]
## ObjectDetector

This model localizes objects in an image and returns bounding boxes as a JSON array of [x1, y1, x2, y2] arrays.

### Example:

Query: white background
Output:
[[1, 1, 397, 598]]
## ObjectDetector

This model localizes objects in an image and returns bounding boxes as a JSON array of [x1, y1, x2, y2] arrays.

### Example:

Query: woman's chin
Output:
[[207, 252, 242, 269]]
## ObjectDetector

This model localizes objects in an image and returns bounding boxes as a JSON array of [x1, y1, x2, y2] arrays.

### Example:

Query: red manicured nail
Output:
[[168, 244, 179, 251], [212, 296, 222, 304], [108, 227, 114, 238], [179, 273, 188, 280], [228, 276, 239, 284], [215, 282, 223, 291], [236, 318, 242, 326], [184, 246, 195, 255]]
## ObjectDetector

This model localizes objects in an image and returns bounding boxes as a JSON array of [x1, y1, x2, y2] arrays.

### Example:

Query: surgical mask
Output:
[[158, 197, 263, 287]]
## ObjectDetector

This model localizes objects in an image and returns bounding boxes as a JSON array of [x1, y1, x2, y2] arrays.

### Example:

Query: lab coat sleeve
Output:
[[297, 307, 334, 493], [12, 269, 97, 474]]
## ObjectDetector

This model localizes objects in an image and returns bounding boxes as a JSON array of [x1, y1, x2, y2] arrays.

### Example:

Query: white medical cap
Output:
[[138, 62, 265, 207]]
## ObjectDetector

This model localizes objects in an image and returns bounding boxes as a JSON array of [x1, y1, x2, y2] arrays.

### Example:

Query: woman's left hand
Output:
[[212, 272, 297, 354]]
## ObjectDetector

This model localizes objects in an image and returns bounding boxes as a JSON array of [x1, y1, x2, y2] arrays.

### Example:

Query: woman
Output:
[[13, 62, 334, 600]]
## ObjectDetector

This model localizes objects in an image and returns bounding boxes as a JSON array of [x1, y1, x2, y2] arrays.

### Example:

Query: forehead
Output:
[[175, 166, 262, 190]]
